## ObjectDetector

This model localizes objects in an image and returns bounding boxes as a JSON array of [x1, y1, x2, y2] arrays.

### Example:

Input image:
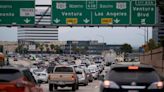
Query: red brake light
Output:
[[128, 66, 139, 70]]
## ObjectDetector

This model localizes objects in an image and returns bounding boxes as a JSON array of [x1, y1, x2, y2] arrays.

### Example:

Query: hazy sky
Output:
[[0, 0, 153, 47]]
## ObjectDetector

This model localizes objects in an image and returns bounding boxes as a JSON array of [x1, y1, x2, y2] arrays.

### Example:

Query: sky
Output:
[[0, 0, 153, 47]]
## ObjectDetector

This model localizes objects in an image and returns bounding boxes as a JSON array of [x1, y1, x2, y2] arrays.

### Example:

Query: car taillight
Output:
[[72, 75, 75, 80], [103, 80, 120, 89], [148, 81, 164, 89], [128, 66, 139, 70], [48, 75, 51, 80], [16, 81, 28, 88]]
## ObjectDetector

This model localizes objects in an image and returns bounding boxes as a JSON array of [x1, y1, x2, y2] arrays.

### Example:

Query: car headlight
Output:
[[103, 80, 120, 89], [148, 81, 163, 89]]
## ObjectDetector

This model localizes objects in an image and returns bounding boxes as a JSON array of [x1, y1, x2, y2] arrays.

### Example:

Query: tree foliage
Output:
[[142, 39, 159, 52], [148, 39, 157, 50], [120, 43, 133, 53], [50, 44, 55, 50], [39, 44, 44, 52]]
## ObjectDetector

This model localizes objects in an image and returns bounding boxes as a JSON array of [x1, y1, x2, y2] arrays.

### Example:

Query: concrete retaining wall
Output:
[[140, 47, 164, 77]]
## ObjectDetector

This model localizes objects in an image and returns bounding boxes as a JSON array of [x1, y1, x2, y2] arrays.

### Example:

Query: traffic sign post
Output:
[[0, 0, 35, 25], [52, 0, 156, 26]]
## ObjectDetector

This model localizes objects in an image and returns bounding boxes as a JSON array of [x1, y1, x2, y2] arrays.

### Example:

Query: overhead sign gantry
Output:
[[0, 0, 35, 25], [52, 0, 156, 26]]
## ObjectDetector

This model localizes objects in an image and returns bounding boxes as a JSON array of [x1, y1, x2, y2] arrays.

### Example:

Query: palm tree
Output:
[[50, 44, 55, 51], [35, 43, 40, 50], [39, 44, 44, 53]]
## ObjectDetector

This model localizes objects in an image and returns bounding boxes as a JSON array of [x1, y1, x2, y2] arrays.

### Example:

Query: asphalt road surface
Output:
[[41, 80, 100, 92]]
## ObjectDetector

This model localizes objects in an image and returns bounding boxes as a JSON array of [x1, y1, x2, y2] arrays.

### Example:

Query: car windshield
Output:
[[0, 69, 22, 82], [107, 69, 160, 83], [55, 67, 73, 72]]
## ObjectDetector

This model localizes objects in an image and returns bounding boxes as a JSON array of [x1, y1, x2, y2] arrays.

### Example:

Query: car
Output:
[[78, 64, 87, 69], [47, 66, 55, 73], [88, 67, 99, 80], [0, 66, 43, 92], [84, 68, 94, 82], [32, 69, 48, 83], [48, 65, 79, 91], [99, 64, 164, 92], [13, 57, 18, 61], [76, 69, 89, 86]]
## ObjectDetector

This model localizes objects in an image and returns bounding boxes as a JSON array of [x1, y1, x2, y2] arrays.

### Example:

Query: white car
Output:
[[88, 68, 98, 79], [32, 69, 48, 83]]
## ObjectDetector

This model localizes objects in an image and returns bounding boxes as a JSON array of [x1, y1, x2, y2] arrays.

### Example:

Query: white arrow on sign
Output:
[[83, 18, 90, 23], [54, 18, 60, 23], [24, 18, 31, 23], [114, 18, 120, 24]]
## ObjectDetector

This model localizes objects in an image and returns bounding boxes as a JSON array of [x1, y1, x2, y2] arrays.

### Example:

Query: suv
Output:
[[99, 64, 164, 92], [48, 65, 79, 91], [0, 66, 43, 92]]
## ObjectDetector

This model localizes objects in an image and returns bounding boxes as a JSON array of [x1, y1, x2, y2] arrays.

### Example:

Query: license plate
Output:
[[128, 90, 139, 92]]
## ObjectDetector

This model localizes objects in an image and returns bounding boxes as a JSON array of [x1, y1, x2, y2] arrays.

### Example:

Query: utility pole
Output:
[[147, 27, 149, 44], [69, 44, 71, 55], [97, 35, 105, 52]]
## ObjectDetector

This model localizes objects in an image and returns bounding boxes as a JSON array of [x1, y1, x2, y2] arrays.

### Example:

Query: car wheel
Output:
[[54, 85, 58, 90], [84, 82, 88, 86], [72, 84, 76, 91], [76, 84, 79, 90], [49, 84, 53, 91]]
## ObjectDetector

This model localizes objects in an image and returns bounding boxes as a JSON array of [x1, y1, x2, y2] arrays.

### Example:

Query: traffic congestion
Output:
[[0, 53, 163, 92], [0, 0, 164, 92]]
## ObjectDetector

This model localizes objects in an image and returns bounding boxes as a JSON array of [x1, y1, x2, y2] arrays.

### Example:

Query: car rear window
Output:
[[55, 67, 73, 72], [107, 69, 160, 84], [47, 66, 54, 73], [0, 69, 22, 82]]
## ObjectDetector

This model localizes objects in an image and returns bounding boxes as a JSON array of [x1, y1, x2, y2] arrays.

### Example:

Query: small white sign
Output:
[[20, 8, 35, 17]]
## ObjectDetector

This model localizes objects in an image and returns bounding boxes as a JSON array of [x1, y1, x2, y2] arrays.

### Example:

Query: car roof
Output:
[[0, 66, 29, 71], [110, 64, 155, 70], [55, 65, 73, 68]]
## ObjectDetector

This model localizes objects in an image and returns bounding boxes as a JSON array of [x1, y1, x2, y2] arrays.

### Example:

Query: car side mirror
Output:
[[98, 75, 104, 81]]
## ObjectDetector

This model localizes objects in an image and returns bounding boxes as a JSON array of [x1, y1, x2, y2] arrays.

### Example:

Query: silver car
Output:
[[76, 69, 89, 86]]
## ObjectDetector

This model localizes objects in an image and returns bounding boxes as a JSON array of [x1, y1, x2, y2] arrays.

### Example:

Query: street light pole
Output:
[[147, 27, 149, 44], [139, 27, 149, 44], [97, 35, 105, 52]]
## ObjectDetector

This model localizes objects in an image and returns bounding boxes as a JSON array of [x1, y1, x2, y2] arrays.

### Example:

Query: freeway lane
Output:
[[41, 80, 100, 92]]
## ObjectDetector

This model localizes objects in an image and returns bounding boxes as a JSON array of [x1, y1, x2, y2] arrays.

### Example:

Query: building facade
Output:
[[152, 2, 164, 44], [18, 28, 58, 44], [63, 41, 122, 55]]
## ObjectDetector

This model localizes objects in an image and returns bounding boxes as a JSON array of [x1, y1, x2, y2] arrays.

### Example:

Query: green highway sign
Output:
[[52, 0, 156, 26], [0, 0, 35, 25], [52, 0, 130, 25], [131, 0, 156, 25]]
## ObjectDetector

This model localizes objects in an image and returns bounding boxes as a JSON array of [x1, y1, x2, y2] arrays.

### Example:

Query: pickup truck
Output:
[[48, 66, 79, 91]]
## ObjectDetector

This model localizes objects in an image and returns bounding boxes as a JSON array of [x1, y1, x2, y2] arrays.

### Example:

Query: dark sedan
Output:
[[99, 64, 164, 92]]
